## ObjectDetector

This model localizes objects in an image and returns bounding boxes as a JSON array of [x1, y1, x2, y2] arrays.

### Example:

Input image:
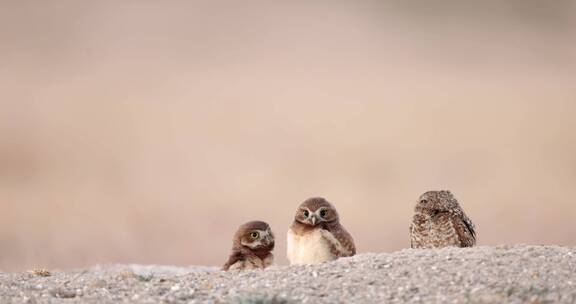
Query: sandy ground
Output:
[[1, 245, 575, 303]]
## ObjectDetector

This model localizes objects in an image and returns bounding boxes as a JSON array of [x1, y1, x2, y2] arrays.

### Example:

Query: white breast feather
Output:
[[287, 228, 335, 265]]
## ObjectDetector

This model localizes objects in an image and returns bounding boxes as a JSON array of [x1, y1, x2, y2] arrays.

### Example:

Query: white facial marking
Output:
[[241, 229, 270, 249]]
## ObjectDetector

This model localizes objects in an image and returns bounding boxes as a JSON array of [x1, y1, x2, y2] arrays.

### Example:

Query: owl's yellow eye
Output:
[[319, 209, 327, 218], [303, 210, 309, 217], [250, 231, 259, 239]]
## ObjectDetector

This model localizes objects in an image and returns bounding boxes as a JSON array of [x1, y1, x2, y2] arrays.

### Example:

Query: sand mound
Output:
[[2, 245, 575, 303]]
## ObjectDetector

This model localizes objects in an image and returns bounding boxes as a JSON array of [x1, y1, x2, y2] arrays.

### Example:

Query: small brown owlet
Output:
[[222, 221, 275, 271], [287, 197, 356, 265], [410, 190, 476, 249]]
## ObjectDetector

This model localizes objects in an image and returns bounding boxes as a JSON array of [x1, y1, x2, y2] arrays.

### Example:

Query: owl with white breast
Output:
[[287, 197, 356, 265]]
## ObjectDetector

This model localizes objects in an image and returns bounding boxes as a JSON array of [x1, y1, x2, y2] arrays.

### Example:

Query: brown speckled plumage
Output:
[[410, 190, 476, 249], [222, 221, 275, 271]]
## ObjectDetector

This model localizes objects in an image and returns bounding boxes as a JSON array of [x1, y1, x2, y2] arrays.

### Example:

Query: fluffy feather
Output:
[[287, 197, 356, 265]]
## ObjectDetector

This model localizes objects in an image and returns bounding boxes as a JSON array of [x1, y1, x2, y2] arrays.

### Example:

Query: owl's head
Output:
[[233, 221, 275, 251], [416, 190, 459, 213], [295, 197, 339, 226]]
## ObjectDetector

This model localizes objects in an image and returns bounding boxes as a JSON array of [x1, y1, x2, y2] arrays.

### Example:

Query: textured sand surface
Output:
[[1, 245, 575, 303]]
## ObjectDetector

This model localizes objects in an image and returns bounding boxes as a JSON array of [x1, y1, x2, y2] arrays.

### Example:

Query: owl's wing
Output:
[[222, 251, 244, 271], [410, 213, 426, 249], [409, 222, 416, 249], [452, 214, 476, 247], [321, 225, 356, 257]]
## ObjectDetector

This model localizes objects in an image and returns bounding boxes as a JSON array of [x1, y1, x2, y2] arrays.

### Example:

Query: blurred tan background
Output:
[[1, 1, 575, 271]]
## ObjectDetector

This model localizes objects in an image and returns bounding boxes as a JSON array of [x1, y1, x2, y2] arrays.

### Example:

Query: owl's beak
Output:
[[310, 215, 317, 226]]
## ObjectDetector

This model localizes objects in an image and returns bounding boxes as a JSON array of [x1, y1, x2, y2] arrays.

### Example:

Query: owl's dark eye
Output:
[[319, 209, 327, 218], [303, 210, 309, 217], [420, 200, 428, 204], [250, 231, 259, 239]]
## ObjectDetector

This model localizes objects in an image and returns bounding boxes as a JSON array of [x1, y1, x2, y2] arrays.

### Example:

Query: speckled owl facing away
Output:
[[410, 190, 476, 249], [287, 197, 356, 265], [222, 221, 275, 271]]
